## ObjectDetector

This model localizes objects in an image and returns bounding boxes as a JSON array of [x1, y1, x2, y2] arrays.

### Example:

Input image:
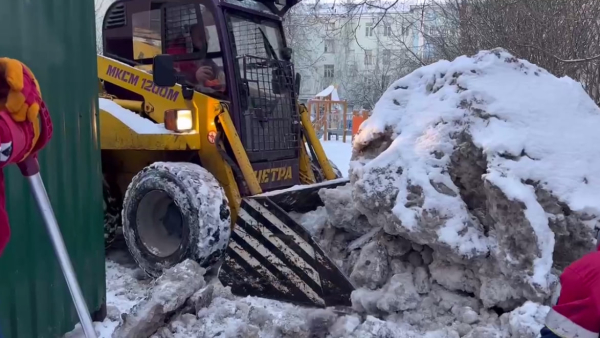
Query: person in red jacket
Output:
[[166, 24, 225, 94], [0, 57, 43, 257], [541, 235, 600, 338]]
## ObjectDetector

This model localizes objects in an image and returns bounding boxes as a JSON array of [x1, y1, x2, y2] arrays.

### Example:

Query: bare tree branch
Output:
[[518, 44, 600, 64]]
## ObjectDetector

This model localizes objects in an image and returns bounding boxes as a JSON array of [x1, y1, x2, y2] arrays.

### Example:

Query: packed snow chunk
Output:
[[351, 271, 420, 314], [105, 259, 153, 315], [349, 241, 389, 289], [348, 316, 416, 338], [351, 48, 600, 303], [163, 287, 340, 338], [329, 315, 362, 338], [289, 205, 329, 236], [112, 259, 206, 338], [501, 301, 550, 338], [319, 184, 372, 236]]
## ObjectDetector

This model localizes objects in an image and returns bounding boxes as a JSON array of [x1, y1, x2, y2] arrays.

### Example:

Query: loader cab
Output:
[[103, 0, 305, 191], [102, 0, 227, 98]]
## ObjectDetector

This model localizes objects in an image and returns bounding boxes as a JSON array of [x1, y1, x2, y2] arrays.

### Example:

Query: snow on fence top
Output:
[[352, 48, 600, 291]]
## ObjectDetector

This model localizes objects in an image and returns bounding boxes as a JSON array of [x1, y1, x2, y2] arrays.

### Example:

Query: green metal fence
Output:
[[0, 0, 106, 337]]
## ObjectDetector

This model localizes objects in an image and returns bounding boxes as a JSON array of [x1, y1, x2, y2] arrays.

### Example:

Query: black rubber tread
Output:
[[122, 162, 231, 277]]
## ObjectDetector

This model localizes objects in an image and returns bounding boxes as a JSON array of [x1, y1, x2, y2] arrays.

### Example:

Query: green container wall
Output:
[[0, 0, 106, 337]]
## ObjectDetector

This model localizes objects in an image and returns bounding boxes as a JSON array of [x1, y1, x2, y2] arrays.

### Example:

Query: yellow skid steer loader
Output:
[[98, 0, 354, 307]]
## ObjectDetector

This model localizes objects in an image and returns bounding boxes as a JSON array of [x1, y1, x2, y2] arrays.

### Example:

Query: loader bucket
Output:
[[219, 182, 355, 308], [258, 177, 350, 213]]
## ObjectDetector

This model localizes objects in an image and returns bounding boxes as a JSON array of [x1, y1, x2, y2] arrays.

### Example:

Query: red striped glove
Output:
[[0, 58, 43, 256], [0, 57, 42, 162]]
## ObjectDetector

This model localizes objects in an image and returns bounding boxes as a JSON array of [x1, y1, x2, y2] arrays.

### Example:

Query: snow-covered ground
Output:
[[320, 139, 352, 177], [65, 244, 154, 338]]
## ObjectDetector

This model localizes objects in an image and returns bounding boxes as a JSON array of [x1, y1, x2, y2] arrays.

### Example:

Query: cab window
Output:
[[163, 3, 227, 98], [132, 9, 162, 72], [129, 2, 226, 98]]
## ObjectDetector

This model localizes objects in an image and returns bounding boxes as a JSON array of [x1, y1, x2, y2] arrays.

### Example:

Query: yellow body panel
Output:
[[217, 109, 262, 196], [299, 105, 337, 180], [99, 55, 188, 124], [298, 137, 317, 185], [97, 55, 242, 219], [99, 109, 200, 150], [132, 40, 161, 60]]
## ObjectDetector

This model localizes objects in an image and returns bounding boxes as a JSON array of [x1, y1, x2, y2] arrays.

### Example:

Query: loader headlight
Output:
[[164, 109, 193, 132]]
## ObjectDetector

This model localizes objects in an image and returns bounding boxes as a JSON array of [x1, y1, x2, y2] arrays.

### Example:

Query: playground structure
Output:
[[307, 85, 370, 142]]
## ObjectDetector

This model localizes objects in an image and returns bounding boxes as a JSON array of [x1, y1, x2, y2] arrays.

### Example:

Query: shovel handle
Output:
[[26, 166, 97, 338], [16, 102, 96, 336]]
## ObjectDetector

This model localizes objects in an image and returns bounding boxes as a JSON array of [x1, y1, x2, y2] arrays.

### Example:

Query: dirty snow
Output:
[[353, 48, 600, 291], [65, 255, 153, 338], [69, 253, 550, 338], [104, 260, 151, 314]]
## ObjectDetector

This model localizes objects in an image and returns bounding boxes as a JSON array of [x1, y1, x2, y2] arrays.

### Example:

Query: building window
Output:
[[302, 74, 312, 91], [383, 25, 392, 37], [365, 23, 374, 37], [324, 39, 335, 53], [382, 49, 391, 63], [424, 43, 434, 59], [364, 50, 373, 65], [426, 10, 436, 20], [324, 64, 334, 78], [426, 25, 436, 36]]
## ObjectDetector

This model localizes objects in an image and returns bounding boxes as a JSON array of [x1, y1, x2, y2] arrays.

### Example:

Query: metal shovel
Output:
[[16, 102, 97, 338]]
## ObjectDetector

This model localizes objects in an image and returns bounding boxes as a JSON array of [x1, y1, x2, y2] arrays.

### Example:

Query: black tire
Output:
[[103, 175, 122, 248], [311, 160, 343, 182], [122, 162, 231, 277]]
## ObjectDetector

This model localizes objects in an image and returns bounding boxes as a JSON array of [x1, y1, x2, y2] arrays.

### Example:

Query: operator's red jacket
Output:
[[0, 59, 42, 257], [542, 242, 600, 338]]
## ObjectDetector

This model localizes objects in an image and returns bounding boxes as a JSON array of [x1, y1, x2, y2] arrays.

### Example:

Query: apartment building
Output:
[[285, 3, 442, 107]]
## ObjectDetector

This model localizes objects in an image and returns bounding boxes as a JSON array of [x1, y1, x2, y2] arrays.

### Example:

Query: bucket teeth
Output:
[[259, 177, 350, 213], [219, 196, 355, 307]]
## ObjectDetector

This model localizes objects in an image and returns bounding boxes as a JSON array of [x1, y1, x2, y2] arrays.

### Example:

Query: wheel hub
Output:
[[136, 190, 184, 258]]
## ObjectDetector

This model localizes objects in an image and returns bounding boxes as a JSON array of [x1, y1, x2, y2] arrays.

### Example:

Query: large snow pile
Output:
[[308, 48, 600, 336]]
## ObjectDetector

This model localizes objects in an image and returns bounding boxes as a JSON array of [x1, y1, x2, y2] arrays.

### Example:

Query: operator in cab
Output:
[[190, 23, 225, 93], [167, 23, 226, 95]]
